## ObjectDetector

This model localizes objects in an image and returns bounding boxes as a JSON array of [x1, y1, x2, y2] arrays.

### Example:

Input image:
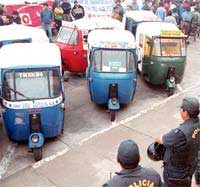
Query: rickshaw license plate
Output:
[[109, 61, 121, 67]]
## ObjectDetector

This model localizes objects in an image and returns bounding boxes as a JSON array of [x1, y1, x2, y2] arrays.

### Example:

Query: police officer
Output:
[[157, 97, 200, 187], [103, 139, 162, 187]]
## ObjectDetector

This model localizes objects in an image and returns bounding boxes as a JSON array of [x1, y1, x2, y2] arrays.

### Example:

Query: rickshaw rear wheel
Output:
[[110, 110, 115, 122], [33, 147, 42, 162], [168, 88, 174, 97]]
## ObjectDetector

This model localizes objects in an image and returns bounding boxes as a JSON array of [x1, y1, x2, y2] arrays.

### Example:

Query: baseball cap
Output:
[[117, 139, 140, 166], [180, 97, 199, 114]]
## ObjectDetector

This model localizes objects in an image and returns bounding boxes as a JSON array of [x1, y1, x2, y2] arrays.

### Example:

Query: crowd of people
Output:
[[40, 0, 85, 41], [112, 0, 200, 36], [1, 0, 200, 41], [0, 0, 85, 41], [0, 4, 21, 26]]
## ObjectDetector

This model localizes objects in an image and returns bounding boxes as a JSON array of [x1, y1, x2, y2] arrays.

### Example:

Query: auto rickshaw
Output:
[[0, 43, 65, 161], [123, 10, 161, 35], [55, 17, 124, 74], [0, 24, 49, 47], [135, 22, 187, 96], [87, 29, 137, 121]]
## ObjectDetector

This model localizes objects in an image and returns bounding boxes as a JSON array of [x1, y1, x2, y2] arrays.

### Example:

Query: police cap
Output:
[[117, 139, 140, 167], [180, 97, 199, 116]]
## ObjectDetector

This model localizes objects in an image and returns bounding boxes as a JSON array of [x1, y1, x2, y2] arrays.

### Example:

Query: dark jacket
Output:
[[163, 117, 200, 179], [61, 2, 71, 14], [12, 16, 21, 24], [103, 165, 162, 187], [71, 5, 85, 20]]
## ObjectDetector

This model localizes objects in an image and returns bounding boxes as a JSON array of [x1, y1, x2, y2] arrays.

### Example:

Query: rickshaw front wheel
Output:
[[168, 88, 174, 97], [110, 110, 115, 122], [33, 147, 42, 162]]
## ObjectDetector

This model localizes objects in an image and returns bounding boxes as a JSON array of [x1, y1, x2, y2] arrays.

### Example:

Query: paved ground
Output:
[[0, 36, 200, 186], [0, 74, 200, 187]]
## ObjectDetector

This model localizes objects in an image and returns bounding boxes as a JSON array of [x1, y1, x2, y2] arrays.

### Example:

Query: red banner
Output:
[[5, 1, 53, 27]]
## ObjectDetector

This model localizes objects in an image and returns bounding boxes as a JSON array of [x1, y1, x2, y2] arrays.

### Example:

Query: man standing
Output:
[[71, 0, 85, 20], [155, 1, 166, 21], [164, 10, 177, 25], [157, 97, 200, 187], [112, 0, 125, 22], [40, 3, 53, 42], [61, 0, 72, 21], [103, 139, 162, 187]]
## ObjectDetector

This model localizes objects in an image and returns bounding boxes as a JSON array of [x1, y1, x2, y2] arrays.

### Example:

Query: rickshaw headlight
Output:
[[61, 103, 65, 109], [31, 134, 39, 143], [169, 76, 175, 83], [111, 98, 118, 105]]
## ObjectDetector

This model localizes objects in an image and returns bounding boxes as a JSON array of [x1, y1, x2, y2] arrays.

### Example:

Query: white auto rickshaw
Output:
[[123, 10, 160, 35], [0, 24, 49, 48]]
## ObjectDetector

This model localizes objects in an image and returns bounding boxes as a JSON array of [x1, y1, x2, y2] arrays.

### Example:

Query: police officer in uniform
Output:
[[157, 97, 200, 187], [103, 139, 162, 187]]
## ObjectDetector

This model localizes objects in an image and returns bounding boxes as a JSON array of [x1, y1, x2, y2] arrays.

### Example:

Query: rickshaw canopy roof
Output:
[[125, 10, 161, 22], [88, 29, 136, 49], [62, 17, 124, 31], [136, 22, 185, 38], [0, 24, 49, 43], [0, 43, 61, 69]]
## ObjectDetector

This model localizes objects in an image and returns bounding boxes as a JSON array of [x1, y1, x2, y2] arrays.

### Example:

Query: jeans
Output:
[[42, 23, 53, 42]]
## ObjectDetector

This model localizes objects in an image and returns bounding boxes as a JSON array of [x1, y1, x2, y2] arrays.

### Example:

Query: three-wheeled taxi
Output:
[[0, 24, 49, 47], [135, 22, 187, 96], [55, 17, 124, 74], [0, 43, 65, 161], [87, 29, 137, 121], [124, 10, 160, 35]]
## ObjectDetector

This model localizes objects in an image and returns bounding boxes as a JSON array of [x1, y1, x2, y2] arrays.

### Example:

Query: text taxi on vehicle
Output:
[[0, 43, 65, 161], [87, 29, 137, 121]]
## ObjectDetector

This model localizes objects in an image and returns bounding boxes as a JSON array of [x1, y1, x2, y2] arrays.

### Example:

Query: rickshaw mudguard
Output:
[[142, 56, 186, 85], [89, 72, 136, 104], [108, 99, 120, 110], [29, 132, 44, 148], [165, 79, 176, 88]]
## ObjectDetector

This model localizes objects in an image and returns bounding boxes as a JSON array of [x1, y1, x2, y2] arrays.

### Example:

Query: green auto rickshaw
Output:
[[136, 22, 187, 96]]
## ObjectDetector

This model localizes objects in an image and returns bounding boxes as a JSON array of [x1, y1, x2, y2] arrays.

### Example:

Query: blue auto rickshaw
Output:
[[0, 43, 65, 161], [87, 29, 137, 121]]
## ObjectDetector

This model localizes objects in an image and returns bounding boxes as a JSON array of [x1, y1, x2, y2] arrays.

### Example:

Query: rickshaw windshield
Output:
[[92, 49, 135, 73], [152, 38, 186, 57], [3, 70, 61, 101], [0, 38, 31, 49], [56, 27, 78, 45]]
